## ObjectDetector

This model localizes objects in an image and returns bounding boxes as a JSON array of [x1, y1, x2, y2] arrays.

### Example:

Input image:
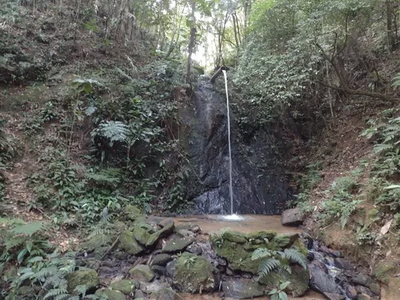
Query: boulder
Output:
[[67, 269, 99, 294], [153, 287, 180, 300], [95, 288, 126, 300], [162, 235, 194, 253], [334, 258, 355, 270], [309, 260, 340, 294], [151, 254, 173, 266], [118, 230, 144, 255], [133, 226, 152, 245], [281, 208, 305, 226], [129, 265, 155, 282], [222, 278, 265, 299], [110, 279, 138, 294], [146, 221, 175, 248], [173, 252, 217, 293]]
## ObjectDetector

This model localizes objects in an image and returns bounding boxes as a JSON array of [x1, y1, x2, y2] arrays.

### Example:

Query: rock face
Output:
[[180, 81, 291, 214], [222, 278, 265, 299], [281, 208, 305, 226], [67, 269, 99, 294], [173, 252, 217, 293], [309, 260, 341, 294]]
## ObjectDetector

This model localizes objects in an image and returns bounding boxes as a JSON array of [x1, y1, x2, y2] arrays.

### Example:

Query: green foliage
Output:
[[318, 176, 362, 228], [0, 218, 52, 268], [251, 247, 307, 279], [268, 281, 290, 300]]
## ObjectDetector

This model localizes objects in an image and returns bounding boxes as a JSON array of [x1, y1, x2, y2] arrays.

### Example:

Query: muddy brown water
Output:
[[174, 215, 324, 300], [174, 215, 302, 235]]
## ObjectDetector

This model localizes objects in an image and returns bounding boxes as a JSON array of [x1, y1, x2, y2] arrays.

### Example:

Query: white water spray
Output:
[[222, 69, 238, 220]]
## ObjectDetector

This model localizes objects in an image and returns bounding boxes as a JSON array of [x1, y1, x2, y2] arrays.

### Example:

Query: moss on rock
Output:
[[110, 279, 138, 294], [162, 235, 194, 253], [95, 288, 126, 300], [123, 205, 143, 221], [118, 230, 144, 255], [173, 252, 217, 293], [146, 221, 175, 247], [133, 225, 152, 245], [67, 269, 99, 294], [129, 265, 155, 282]]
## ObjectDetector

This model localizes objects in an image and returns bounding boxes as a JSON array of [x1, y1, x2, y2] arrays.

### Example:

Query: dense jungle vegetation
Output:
[[1, 0, 400, 299]]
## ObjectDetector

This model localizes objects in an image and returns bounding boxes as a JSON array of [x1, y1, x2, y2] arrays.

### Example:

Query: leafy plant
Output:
[[251, 247, 307, 279], [268, 281, 291, 300]]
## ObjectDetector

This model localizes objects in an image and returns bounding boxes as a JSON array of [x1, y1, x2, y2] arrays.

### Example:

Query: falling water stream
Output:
[[222, 70, 234, 216]]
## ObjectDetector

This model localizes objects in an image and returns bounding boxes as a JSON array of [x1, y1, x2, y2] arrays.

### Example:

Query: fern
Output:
[[281, 249, 307, 269], [252, 248, 274, 260], [44, 288, 68, 299], [12, 221, 44, 236], [91, 121, 128, 146], [258, 258, 281, 277]]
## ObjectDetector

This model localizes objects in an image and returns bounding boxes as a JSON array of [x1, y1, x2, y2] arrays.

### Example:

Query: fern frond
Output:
[[54, 294, 71, 300], [74, 284, 88, 295], [282, 249, 307, 269], [258, 258, 280, 277], [44, 288, 68, 299], [12, 221, 44, 236], [252, 248, 273, 260]]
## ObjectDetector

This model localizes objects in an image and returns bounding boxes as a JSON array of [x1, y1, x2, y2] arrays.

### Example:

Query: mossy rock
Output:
[[82, 234, 112, 251], [153, 287, 180, 300], [129, 265, 155, 282], [110, 279, 138, 294], [95, 288, 126, 300], [67, 269, 99, 294], [259, 265, 309, 297], [373, 261, 396, 284], [222, 231, 247, 243], [146, 221, 175, 248], [173, 252, 217, 293], [133, 225, 152, 245], [123, 205, 143, 221], [272, 234, 297, 248], [247, 231, 276, 242], [118, 230, 144, 255], [162, 235, 194, 253]]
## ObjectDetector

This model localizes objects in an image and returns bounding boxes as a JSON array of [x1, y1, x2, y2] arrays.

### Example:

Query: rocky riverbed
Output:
[[31, 206, 379, 300]]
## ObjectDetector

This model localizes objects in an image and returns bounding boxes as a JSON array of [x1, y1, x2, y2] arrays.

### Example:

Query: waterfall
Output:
[[222, 70, 234, 216]]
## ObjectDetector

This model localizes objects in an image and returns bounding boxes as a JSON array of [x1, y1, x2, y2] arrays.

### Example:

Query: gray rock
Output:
[[135, 289, 145, 298], [344, 284, 358, 299], [355, 285, 373, 296], [129, 265, 154, 282], [281, 208, 305, 226], [151, 254, 173, 266], [141, 280, 167, 294], [222, 278, 265, 299], [309, 260, 340, 294], [166, 260, 176, 277], [186, 243, 203, 255], [162, 235, 194, 253], [151, 265, 166, 277]]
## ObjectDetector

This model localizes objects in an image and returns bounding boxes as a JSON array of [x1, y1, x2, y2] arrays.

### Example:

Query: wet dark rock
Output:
[[226, 267, 234, 276], [355, 285, 374, 296], [217, 257, 227, 267], [98, 266, 121, 277], [241, 272, 252, 279], [182, 81, 290, 214], [135, 290, 145, 298], [309, 260, 341, 294], [323, 293, 345, 300], [151, 254, 173, 266], [334, 258, 355, 270], [162, 235, 194, 253], [281, 208, 305, 226], [222, 278, 265, 299], [151, 265, 167, 277]]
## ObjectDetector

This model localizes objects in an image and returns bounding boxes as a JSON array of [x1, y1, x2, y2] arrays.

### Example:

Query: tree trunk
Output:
[[186, 1, 196, 84], [386, 0, 397, 51]]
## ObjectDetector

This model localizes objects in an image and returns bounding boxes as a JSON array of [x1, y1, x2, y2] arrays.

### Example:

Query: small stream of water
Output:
[[222, 70, 234, 215]]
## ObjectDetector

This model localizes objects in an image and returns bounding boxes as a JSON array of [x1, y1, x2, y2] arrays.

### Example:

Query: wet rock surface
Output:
[[180, 81, 291, 214], [281, 208, 305, 226]]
